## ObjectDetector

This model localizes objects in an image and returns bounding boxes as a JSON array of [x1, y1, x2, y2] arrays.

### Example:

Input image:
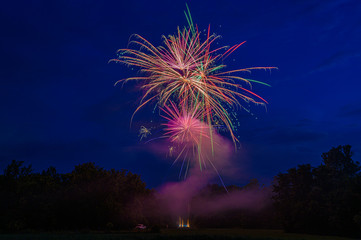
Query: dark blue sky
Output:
[[1, 0, 361, 187]]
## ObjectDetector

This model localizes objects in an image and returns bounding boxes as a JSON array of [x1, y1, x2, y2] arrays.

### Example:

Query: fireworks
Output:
[[112, 5, 275, 175], [162, 101, 231, 177], [162, 102, 209, 146], [111, 23, 275, 144], [161, 102, 212, 172], [139, 126, 151, 141]]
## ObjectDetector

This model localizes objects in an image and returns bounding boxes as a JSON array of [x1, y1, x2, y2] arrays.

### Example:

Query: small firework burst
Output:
[[139, 126, 151, 141]]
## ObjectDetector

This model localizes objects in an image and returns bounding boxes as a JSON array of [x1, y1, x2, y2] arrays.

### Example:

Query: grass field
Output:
[[0, 229, 355, 240]]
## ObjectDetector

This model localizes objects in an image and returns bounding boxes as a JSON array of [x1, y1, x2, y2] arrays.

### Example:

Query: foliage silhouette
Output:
[[1, 145, 360, 237], [273, 145, 361, 237]]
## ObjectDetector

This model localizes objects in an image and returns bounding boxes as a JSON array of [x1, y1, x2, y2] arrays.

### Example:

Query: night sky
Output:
[[1, 0, 361, 187]]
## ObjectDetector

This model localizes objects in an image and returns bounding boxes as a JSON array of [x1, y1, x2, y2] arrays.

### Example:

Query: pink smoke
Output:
[[191, 186, 272, 216], [141, 109, 271, 224], [155, 118, 272, 220]]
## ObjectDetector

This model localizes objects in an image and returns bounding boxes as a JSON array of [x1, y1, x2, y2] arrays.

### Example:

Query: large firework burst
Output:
[[111, 6, 276, 180], [111, 16, 275, 144]]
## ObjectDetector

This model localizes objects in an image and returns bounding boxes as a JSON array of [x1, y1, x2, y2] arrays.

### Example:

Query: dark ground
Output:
[[0, 229, 355, 240]]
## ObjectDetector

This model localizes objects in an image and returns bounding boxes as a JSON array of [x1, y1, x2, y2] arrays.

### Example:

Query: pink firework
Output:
[[162, 102, 220, 173], [162, 102, 210, 146]]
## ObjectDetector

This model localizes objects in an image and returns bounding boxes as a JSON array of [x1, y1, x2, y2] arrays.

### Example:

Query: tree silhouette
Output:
[[273, 145, 361, 237], [0, 161, 151, 232]]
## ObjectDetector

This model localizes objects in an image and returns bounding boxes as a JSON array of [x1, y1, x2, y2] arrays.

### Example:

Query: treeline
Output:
[[0, 161, 276, 233], [0, 162, 152, 232], [273, 145, 361, 237], [1, 145, 360, 237]]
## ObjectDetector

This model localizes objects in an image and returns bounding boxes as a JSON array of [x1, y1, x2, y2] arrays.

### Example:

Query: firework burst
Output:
[[161, 101, 220, 178], [162, 102, 209, 146], [139, 126, 151, 141], [111, 5, 276, 180], [111, 14, 275, 144]]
